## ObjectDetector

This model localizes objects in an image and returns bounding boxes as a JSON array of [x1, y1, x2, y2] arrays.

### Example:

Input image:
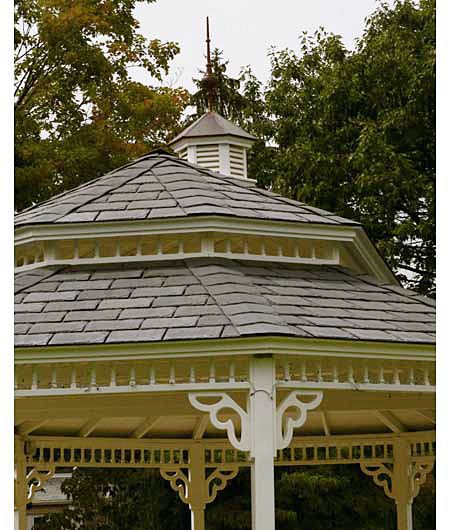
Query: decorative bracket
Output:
[[160, 466, 238, 508], [360, 463, 394, 499], [276, 391, 323, 450], [189, 390, 323, 453], [360, 459, 434, 503], [206, 468, 239, 504], [27, 466, 56, 501], [160, 468, 189, 504], [410, 461, 434, 500], [189, 393, 250, 451]]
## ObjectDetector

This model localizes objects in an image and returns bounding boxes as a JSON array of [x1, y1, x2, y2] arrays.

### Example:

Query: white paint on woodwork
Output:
[[193, 415, 209, 440], [78, 418, 101, 438], [374, 410, 406, 433], [320, 411, 331, 436], [130, 417, 159, 439]]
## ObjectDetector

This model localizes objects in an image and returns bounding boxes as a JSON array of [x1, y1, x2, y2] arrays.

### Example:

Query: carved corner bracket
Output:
[[360, 459, 434, 503], [189, 393, 250, 451], [160, 468, 189, 504], [27, 466, 56, 502], [188, 390, 323, 453], [410, 461, 434, 500], [360, 463, 394, 499], [160, 466, 238, 508], [276, 391, 323, 450], [206, 468, 239, 504]]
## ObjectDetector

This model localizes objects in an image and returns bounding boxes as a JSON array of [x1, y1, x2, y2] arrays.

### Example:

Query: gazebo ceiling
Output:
[[15, 258, 435, 348], [14, 151, 357, 228]]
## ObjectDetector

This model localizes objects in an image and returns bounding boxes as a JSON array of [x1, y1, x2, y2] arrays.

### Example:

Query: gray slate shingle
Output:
[[14, 152, 359, 228], [14, 259, 435, 347]]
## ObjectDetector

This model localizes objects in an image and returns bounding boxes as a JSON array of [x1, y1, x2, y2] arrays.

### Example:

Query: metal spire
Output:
[[201, 16, 217, 112]]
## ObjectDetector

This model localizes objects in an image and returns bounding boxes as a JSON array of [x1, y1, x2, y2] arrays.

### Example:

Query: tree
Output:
[[250, 0, 435, 295], [15, 0, 189, 211], [188, 2, 435, 295], [33, 468, 190, 530]]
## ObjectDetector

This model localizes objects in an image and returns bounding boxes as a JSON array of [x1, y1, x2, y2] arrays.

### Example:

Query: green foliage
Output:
[[36, 466, 434, 529], [189, 1, 435, 295], [15, 0, 189, 211], [33, 468, 190, 530], [250, 0, 436, 294], [190, 48, 248, 122]]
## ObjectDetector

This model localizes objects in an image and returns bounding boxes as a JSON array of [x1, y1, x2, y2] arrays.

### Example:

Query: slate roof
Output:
[[14, 151, 357, 227], [169, 111, 257, 144], [14, 258, 435, 347]]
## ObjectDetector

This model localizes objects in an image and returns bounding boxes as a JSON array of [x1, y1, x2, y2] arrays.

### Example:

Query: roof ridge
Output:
[[184, 259, 236, 336], [14, 266, 63, 294], [148, 160, 190, 218]]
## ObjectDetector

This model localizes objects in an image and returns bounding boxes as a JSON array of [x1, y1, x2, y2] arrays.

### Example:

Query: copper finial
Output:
[[201, 16, 217, 111]]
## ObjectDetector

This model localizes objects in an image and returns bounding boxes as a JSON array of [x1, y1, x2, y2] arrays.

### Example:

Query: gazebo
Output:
[[14, 107, 435, 530]]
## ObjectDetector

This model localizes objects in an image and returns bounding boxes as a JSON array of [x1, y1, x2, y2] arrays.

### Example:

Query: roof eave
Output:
[[14, 335, 436, 364]]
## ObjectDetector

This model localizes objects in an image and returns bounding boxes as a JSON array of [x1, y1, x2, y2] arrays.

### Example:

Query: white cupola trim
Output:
[[169, 111, 256, 179]]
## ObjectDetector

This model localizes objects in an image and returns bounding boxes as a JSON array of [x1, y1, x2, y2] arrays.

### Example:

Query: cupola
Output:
[[169, 17, 256, 179], [168, 111, 256, 178]]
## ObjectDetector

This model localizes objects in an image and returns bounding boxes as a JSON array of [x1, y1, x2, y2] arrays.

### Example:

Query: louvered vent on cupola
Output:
[[229, 145, 246, 177], [168, 111, 256, 179], [196, 144, 220, 172]]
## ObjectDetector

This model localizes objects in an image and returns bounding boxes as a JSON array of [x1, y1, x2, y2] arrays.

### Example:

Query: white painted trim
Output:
[[14, 216, 397, 283], [15, 216, 359, 245], [14, 336, 436, 364], [15, 381, 251, 398], [374, 410, 406, 433], [171, 135, 254, 151]]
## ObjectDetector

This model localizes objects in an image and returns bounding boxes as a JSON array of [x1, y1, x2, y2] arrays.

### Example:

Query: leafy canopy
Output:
[[33, 468, 189, 530], [15, 0, 189, 211], [34, 466, 435, 530], [191, 0, 435, 295]]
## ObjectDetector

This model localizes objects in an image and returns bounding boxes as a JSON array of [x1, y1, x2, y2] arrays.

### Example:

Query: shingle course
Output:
[[14, 260, 435, 346], [14, 153, 359, 227]]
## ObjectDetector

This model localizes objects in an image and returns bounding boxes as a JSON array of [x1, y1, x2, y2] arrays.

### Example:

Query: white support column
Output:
[[249, 356, 276, 530], [161, 443, 238, 530], [14, 438, 27, 530], [393, 439, 413, 530], [188, 444, 206, 530], [188, 359, 322, 530], [361, 437, 434, 530]]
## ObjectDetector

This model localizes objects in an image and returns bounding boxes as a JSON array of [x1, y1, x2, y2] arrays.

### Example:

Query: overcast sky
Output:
[[133, 0, 394, 91]]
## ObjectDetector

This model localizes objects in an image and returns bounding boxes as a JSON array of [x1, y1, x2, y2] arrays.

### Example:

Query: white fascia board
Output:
[[14, 216, 358, 245], [25, 431, 435, 451], [14, 336, 436, 364], [353, 229, 399, 285], [171, 135, 254, 151]]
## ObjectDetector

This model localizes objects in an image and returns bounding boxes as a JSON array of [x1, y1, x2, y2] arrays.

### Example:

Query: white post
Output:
[[249, 356, 276, 530], [393, 439, 413, 530], [188, 444, 206, 530]]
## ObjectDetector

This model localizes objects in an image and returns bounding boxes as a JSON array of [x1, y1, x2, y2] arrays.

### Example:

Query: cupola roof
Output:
[[169, 111, 257, 145]]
